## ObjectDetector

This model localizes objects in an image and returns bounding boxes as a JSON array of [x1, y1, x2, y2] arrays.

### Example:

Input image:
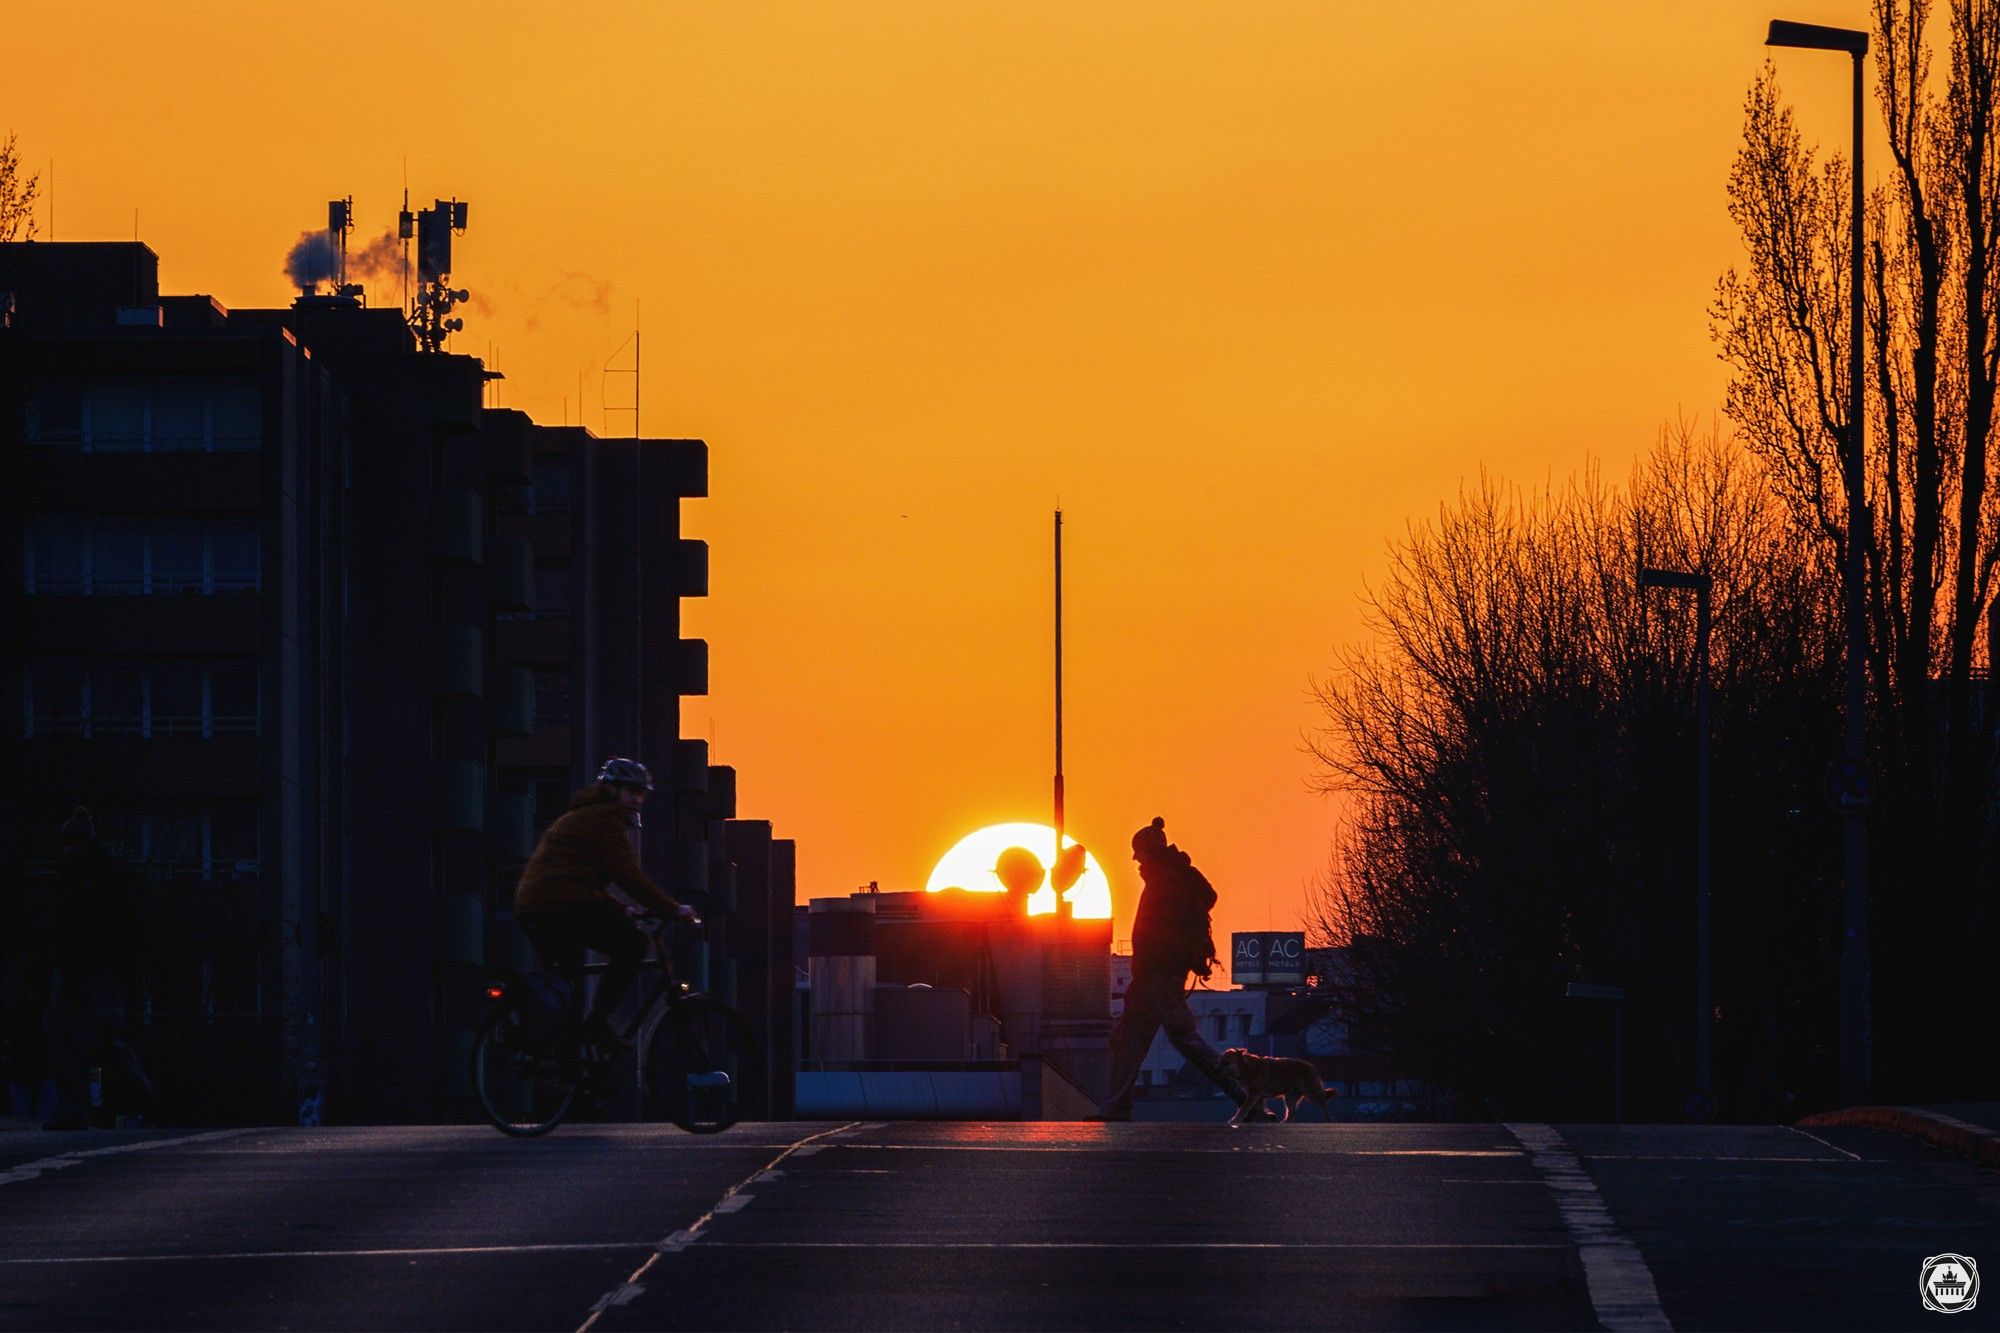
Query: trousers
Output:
[[517, 900, 648, 1028], [1100, 968, 1246, 1118]]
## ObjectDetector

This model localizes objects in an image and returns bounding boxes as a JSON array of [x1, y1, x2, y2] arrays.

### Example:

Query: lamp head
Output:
[[1766, 19, 1868, 54]]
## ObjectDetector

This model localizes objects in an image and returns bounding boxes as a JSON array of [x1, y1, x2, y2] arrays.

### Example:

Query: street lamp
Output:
[[1640, 565, 1713, 1117], [1765, 17, 1872, 1107]]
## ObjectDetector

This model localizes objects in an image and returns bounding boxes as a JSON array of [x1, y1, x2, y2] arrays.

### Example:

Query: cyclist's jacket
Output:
[[514, 786, 679, 917]]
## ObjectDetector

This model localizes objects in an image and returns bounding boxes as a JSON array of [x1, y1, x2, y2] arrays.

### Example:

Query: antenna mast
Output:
[[1054, 508, 1067, 917]]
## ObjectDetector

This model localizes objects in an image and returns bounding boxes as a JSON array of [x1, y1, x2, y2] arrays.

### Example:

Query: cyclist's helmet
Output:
[[595, 756, 655, 790]]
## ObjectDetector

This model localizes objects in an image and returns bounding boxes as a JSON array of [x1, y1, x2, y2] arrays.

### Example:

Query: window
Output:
[[26, 525, 85, 593], [210, 385, 261, 451], [27, 660, 85, 735], [25, 658, 259, 738], [88, 384, 144, 452], [95, 804, 260, 879], [91, 529, 147, 594], [209, 527, 260, 593], [1234, 1011, 1252, 1041], [529, 460, 572, 515], [208, 808, 260, 875], [151, 528, 205, 593], [26, 384, 84, 443], [24, 522, 261, 596], [149, 384, 206, 449], [26, 381, 263, 452], [149, 663, 205, 736], [533, 560, 571, 620], [87, 664, 145, 735], [208, 663, 259, 733], [1210, 1014, 1226, 1041]]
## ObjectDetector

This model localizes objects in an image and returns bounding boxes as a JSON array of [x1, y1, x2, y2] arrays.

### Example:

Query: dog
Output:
[[1218, 1048, 1339, 1122]]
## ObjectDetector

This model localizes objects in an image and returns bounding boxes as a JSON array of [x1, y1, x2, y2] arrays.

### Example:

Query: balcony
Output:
[[493, 792, 536, 862], [675, 638, 709, 697], [484, 414, 531, 483], [433, 759, 487, 832], [672, 739, 709, 792], [674, 539, 709, 597], [490, 666, 535, 736], [432, 490, 483, 565], [430, 625, 484, 700], [488, 538, 534, 612], [434, 892, 485, 967], [660, 439, 707, 498], [18, 596, 261, 656]]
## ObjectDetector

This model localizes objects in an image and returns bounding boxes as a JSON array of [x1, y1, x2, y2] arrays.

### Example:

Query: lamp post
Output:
[[1640, 566, 1713, 1115], [1765, 17, 1872, 1106]]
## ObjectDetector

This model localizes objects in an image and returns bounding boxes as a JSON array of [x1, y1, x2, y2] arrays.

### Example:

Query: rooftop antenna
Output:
[[603, 317, 640, 439], [410, 196, 469, 353], [1053, 507, 1070, 919], [327, 196, 362, 300], [397, 176, 412, 315]]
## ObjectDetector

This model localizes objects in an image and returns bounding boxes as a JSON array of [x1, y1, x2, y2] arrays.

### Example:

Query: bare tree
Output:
[[1710, 0, 2000, 1093], [1310, 427, 1845, 1118], [0, 132, 40, 242]]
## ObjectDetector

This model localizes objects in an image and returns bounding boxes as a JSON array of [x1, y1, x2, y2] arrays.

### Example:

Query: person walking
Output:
[[1096, 817, 1260, 1122]]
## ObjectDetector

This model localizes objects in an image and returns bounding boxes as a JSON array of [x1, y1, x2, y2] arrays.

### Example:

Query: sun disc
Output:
[[924, 822, 1112, 919]]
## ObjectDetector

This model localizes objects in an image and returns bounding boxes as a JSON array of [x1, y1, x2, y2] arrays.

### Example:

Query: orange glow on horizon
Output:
[[9, 2, 1811, 948]]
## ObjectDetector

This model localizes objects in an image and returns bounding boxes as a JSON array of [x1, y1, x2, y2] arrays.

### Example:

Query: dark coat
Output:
[[514, 787, 678, 917], [1129, 844, 1219, 980]]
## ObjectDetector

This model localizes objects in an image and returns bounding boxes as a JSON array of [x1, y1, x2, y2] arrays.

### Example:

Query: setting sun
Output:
[[925, 822, 1113, 919]]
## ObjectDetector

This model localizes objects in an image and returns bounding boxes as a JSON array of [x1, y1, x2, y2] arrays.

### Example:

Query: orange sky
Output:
[[10, 2, 1879, 952]]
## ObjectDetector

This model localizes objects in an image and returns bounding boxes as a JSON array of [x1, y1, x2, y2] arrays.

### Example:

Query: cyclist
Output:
[[513, 758, 697, 1052]]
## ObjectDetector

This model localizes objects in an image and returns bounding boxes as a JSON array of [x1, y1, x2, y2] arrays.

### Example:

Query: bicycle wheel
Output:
[[643, 995, 759, 1134], [472, 1002, 577, 1137]]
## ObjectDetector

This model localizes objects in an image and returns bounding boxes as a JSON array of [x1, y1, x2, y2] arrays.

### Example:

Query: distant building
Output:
[[796, 888, 1110, 1118], [0, 241, 793, 1124]]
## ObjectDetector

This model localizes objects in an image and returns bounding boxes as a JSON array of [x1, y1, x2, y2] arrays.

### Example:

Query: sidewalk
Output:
[[1798, 1102, 2000, 1167]]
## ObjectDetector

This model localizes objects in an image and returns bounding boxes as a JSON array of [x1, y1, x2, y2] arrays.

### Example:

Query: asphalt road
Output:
[[1, 1120, 1995, 1331]]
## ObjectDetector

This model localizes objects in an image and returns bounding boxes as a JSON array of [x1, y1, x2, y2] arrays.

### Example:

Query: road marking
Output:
[[0, 1240, 657, 1265], [1784, 1127, 1863, 1162], [575, 1121, 862, 1333], [0, 1129, 253, 1188], [1507, 1123, 1672, 1332], [711, 1194, 754, 1213], [692, 1240, 1570, 1251]]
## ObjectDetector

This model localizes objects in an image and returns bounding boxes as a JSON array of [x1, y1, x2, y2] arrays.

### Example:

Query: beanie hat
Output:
[[1131, 817, 1168, 858]]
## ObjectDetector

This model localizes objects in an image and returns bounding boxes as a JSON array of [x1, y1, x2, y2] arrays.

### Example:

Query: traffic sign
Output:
[[1822, 757, 1873, 813]]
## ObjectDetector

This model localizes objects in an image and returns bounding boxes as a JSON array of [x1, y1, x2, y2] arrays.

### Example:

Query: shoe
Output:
[[1229, 1102, 1280, 1125]]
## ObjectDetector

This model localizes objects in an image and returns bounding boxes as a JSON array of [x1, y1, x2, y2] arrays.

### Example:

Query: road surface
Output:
[[1, 1120, 1995, 1330]]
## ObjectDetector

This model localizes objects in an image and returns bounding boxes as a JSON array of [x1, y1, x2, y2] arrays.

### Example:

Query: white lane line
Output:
[[0, 1240, 655, 1265], [1784, 1127, 1863, 1162], [693, 1241, 1568, 1251], [575, 1121, 862, 1333], [1507, 1123, 1672, 1333], [0, 1129, 253, 1187], [818, 1141, 1510, 1157], [710, 1195, 753, 1214]]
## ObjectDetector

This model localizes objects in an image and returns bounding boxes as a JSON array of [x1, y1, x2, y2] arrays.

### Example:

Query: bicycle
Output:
[[472, 913, 759, 1137]]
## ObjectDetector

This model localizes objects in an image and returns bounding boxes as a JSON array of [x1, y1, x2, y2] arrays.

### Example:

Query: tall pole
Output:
[[1053, 509, 1066, 916], [1765, 17, 1874, 1108], [1840, 45, 1873, 1106], [1695, 581, 1712, 1107]]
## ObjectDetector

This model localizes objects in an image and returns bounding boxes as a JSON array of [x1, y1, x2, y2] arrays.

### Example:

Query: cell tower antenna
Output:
[[1054, 507, 1067, 917]]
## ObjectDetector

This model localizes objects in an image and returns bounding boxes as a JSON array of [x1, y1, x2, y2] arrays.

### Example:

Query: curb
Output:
[[1798, 1106, 2000, 1167]]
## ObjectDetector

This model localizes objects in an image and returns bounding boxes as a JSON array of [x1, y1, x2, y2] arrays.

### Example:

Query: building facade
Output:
[[1, 242, 794, 1124]]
